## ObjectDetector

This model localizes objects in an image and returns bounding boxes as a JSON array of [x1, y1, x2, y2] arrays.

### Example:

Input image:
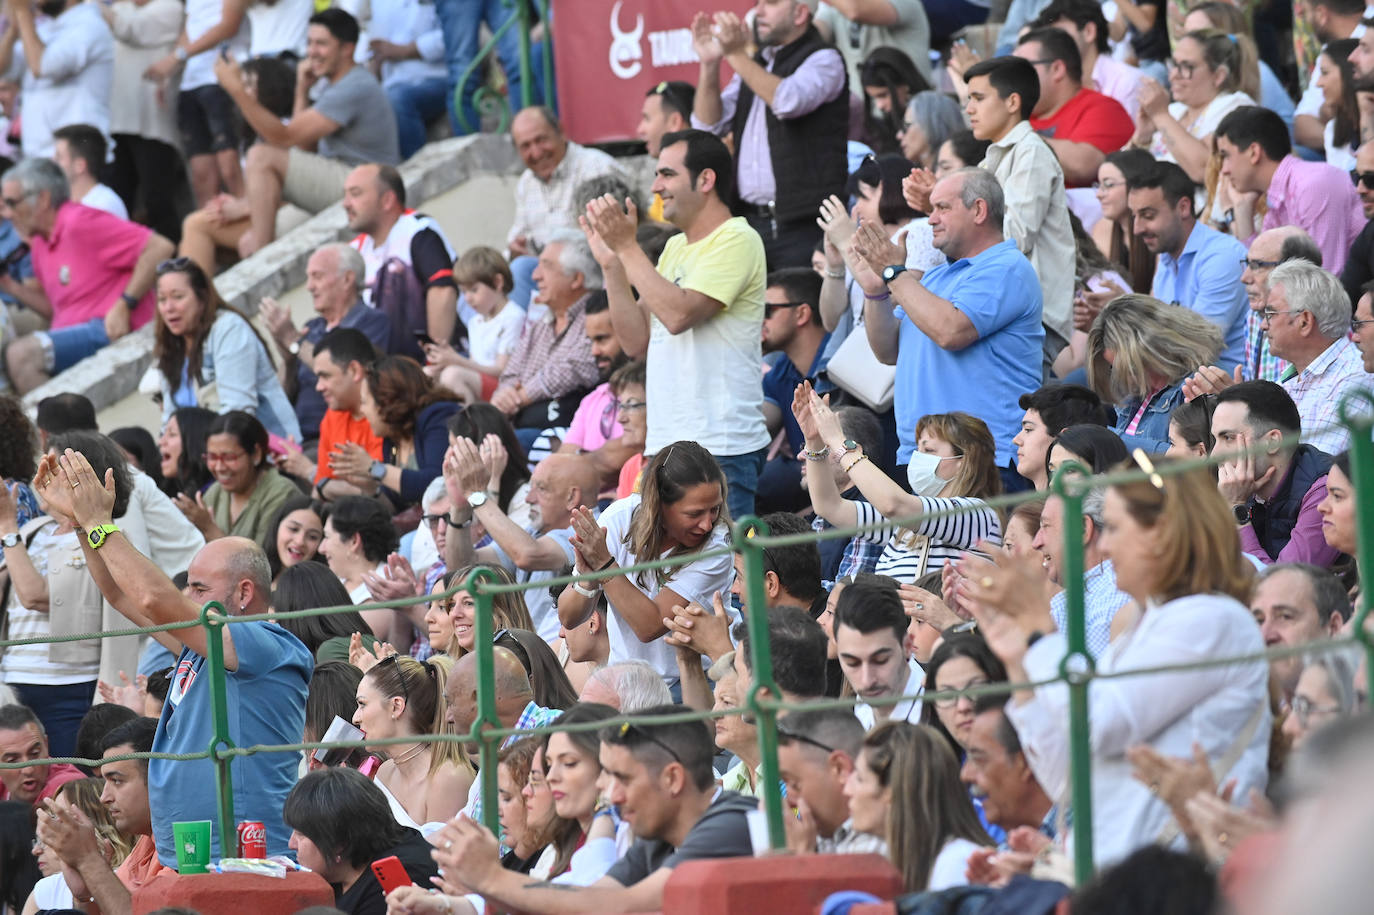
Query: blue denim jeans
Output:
[[387, 76, 451, 160], [12, 680, 97, 759], [715, 447, 768, 523], [433, 0, 531, 135]]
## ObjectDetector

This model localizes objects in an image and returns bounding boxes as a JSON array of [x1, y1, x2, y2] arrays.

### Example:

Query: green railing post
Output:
[[1051, 463, 1094, 885], [201, 600, 237, 857], [737, 517, 786, 850], [1338, 390, 1374, 678], [465, 567, 503, 837], [514, 0, 533, 110]]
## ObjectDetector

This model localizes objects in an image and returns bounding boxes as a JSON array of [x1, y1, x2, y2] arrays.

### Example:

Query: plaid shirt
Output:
[[1243, 309, 1287, 382], [468, 702, 563, 828], [1281, 336, 1374, 455], [498, 294, 600, 403], [507, 142, 627, 251], [1050, 559, 1132, 660], [812, 512, 882, 589]]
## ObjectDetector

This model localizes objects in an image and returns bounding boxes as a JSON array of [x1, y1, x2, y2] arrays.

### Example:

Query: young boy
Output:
[[426, 246, 526, 402]]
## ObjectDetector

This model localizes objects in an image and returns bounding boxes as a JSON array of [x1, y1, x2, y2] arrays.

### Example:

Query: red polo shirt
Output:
[[30, 202, 156, 329], [1031, 88, 1135, 186], [0, 761, 83, 806]]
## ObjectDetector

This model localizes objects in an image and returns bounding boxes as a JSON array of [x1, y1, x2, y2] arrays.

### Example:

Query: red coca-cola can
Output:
[[236, 821, 266, 858]]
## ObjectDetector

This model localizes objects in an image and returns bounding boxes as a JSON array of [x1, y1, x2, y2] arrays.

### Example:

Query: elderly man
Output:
[[961, 696, 1055, 836], [851, 166, 1043, 490], [260, 243, 393, 445], [344, 163, 458, 358], [493, 230, 602, 444], [1251, 562, 1350, 702], [1340, 141, 1374, 305], [1033, 490, 1131, 659], [775, 707, 887, 855], [1, 158, 172, 394], [0, 705, 82, 805], [446, 442, 600, 638], [1239, 227, 1323, 384], [579, 660, 674, 711], [39, 449, 311, 865]]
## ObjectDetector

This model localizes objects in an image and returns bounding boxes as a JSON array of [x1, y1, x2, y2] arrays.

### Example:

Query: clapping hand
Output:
[[902, 168, 936, 215], [1181, 364, 1242, 403], [329, 441, 376, 487], [478, 434, 508, 494], [583, 194, 639, 256], [348, 631, 397, 673], [690, 11, 723, 65], [364, 553, 421, 602], [97, 670, 148, 713], [663, 591, 733, 660], [448, 437, 491, 498], [568, 506, 612, 572], [54, 450, 117, 530], [816, 195, 857, 254], [712, 11, 749, 56]]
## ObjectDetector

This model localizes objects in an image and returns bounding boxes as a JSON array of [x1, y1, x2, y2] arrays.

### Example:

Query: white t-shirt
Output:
[[30, 873, 76, 910], [1150, 92, 1256, 163], [928, 837, 982, 890], [468, 301, 526, 368], [182, 0, 249, 90], [596, 494, 734, 680], [81, 182, 128, 220], [246, 0, 313, 58], [1325, 118, 1358, 172]]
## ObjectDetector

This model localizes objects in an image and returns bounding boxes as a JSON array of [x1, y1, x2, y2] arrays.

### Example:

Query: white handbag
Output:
[[824, 314, 896, 412]]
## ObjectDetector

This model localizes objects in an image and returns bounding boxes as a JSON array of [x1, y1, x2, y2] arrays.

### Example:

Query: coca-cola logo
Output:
[[238, 823, 265, 842]]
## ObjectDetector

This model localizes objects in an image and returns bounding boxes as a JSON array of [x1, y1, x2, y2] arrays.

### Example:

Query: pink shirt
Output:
[[1261, 156, 1366, 276], [0, 762, 83, 806], [31, 202, 155, 329], [563, 382, 623, 451], [1091, 55, 1145, 120]]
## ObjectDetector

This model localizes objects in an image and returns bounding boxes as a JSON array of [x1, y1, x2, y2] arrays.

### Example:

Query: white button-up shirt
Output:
[[18, 3, 113, 158]]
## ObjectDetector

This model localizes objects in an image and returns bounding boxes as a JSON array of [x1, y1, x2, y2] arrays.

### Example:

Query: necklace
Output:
[[392, 742, 426, 766]]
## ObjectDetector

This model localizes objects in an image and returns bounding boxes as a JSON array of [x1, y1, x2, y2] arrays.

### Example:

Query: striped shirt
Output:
[[1, 523, 98, 685], [852, 497, 1002, 584]]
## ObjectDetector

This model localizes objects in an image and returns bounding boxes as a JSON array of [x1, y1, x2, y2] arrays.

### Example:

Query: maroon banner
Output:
[[551, 0, 751, 145]]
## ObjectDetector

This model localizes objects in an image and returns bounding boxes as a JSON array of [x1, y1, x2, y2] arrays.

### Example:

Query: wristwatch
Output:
[[1232, 503, 1252, 525], [838, 438, 860, 455], [368, 460, 386, 481], [0, 532, 19, 549], [881, 264, 908, 283], [87, 524, 120, 550], [467, 491, 490, 509], [287, 334, 304, 356]]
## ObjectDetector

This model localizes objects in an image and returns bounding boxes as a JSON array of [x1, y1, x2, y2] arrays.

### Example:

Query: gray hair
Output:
[[223, 542, 273, 608], [2, 157, 69, 208], [586, 660, 672, 712], [1302, 647, 1361, 718], [316, 242, 366, 293], [1082, 487, 1106, 529], [421, 476, 449, 511], [906, 91, 965, 157], [546, 229, 604, 291], [950, 167, 1005, 227], [1268, 259, 1351, 339]]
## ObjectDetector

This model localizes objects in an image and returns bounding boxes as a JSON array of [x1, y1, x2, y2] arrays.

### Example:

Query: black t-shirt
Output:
[[1341, 218, 1374, 308], [604, 791, 757, 887], [335, 829, 441, 915], [1129, 0, 1170, 63]]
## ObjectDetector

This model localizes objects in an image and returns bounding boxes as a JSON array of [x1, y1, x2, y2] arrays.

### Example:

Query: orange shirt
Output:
[[315, 410, 385, 484], [116, 834, 173, 889]]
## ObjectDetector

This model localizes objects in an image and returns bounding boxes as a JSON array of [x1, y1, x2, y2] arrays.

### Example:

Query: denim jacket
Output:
[[1112, 380, 1188, 454]]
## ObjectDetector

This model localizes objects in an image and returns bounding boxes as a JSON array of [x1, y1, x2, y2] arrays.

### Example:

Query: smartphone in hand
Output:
[[371, 855, 411, 895]]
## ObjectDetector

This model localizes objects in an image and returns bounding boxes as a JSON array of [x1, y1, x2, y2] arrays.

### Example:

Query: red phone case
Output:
[[371, 855, 411, 895]]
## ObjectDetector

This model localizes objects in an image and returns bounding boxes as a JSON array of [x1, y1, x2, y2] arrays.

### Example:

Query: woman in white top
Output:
[[845, 721, 992, 893], [965, 459, 1269, 866], [1138, 29, 1256, 184], [1315, 40, 1361, 172], [557, 441, 733, 685]]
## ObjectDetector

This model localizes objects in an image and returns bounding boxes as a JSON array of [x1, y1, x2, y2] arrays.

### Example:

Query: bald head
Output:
[[189, 537, 271, 615], [529, 454, 600, 532], [446, 648, 533, 737], [511, 107, 567, 181], [1243, 226, 1321, 310]]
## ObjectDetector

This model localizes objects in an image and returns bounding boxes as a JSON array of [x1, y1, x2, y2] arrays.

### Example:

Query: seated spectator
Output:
[[1013, 28, 1135, 188], [726, 604, 830, 715], [775, 707, 886, 854], [320, 496, 398, 622], [1001, 499, 1045, 562], [858, 47, 930, 155], [493, 738, 555, 875], [897, 90, 965, 171], [1126, 161, 1248, 369], [284, 767, 439, 914], [1232, 226, 1322, 385], [1281, 650, 1360, 749], [1, 158, 173, 394], [551, 292, 634, 487], [799, 387, 1003, 584], [1046, 423, 1130, 476], [0, 705, 83, 806], [505, 629, 581, 708], [153, 258, 300, 441], [1212, 381, 1343, 569], [434, 711, 756, 914], [52, 124, 127, 218], [158, 406, 216, 499], [0, 395, 41, 530], [1314, 39, 1361, 171], [1318, 451, 1357, 559], [1165, 395, 1216, 460], [6, 0, 113, 160], [1250, 562, 1349, 702], [0, 801, 40, 911], [328, 355, 459, 509], [447, 404, 533, 530], [1215, 106, 1364, 274], [1034, 482, 1133, 657], [1339, 141, 1374, 305], [834, 578, 921, 728], [970, 460, 1270, 867], [1012, 384, 1115, 491], [578, 660, 673, 712], [847, 722, 993, 892], [353, 654, 471, 825], [303, 661, 363, 762], [175, 411, 300, 544], [25, 775, 130, 911], [425, 246, 524, 404], [635, 81, 694, 222], [961, 694, 1056, 840], [344, 164, 457, 358], [707, 654, 763, 797], [428, 566, 536, 662], [110, 426, 163, 488], [1180, 3, 1296, 138], [1086, 294, 1224, 453], [260, 244, 393, 446], [1033, 0, 1145, 119], [1084, 149, 1157, 298], [918, 633, 1008, 761], [558, 594, 609, 692], [211, 9, 400, 257], [261, 495, 325, 583], [556, 441, 734, 685], [368, 0, 446, 160], [271, 561, 377, 663], [493, 230, 601, 445], [609, 360, 648, 499]]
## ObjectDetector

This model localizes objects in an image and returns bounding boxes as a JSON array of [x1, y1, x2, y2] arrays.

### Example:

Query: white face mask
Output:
[[906, 450, 959, 496]]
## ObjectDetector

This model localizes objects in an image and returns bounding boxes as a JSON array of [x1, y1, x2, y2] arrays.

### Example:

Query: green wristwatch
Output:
[[87, 524, 120, 550]]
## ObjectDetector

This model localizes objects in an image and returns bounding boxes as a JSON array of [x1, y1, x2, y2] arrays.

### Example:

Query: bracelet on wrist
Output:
[[863, 289, 892, 300], [842, 453, 871, 474], [802, 444, 830, 461], [824, 267, 845, 279]]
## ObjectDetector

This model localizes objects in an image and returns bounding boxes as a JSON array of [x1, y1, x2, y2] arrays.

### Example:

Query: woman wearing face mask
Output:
[[797, 384, 1002, 584]]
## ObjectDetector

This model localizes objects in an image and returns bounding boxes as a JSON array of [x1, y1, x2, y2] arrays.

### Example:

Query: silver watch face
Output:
[[467, 491, 489, 508]]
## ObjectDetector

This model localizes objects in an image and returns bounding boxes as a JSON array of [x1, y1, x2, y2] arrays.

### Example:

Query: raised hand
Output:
[[690, 11, 723, 65], [902, 168, 936, 214]]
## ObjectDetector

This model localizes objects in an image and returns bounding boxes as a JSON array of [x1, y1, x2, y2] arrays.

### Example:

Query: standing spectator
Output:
[[144, 0, 248, 207], [691, 0, 848, 269], [583, 130, 771, 520], [51, 125, 127, 219], [343, 163, 458, 358], [1293, 0, 1368, 153], [1215, 106, 1365, 275], [636, 81, 694, 222], [247, 0, 313, 59], [1340, 141, 1374, 306], [434, 0, 528, 136], [1, 159, 173, 394], [211, 8, 399, 258], [814, 0, 933, 84], [1126, 161, 1248, 369], [3, 0, 113, 159], [1013, 28, 1135, 188], [858, 47, 930, 155], [552, 292, 634, 488], [152, 258, 301, 441], [368, 0, 448, 160], [101, 0, 187, 243], [176, 411, 300, 544], [1033, 0, 1144, 119]]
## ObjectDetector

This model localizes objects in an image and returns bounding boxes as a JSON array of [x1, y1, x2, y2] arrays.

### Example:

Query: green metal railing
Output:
[[453, 0, 556, 135], [6, 394, 1374, 893]]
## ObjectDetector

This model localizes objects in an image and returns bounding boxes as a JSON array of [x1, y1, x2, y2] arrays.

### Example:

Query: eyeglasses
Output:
[[376, 653, 409, 707], [933, 677, 989, 709], [1261, 308, 1299, 321], [1352, 316, 1374, 333], [776, 724, 836, 755], [1351, 170, 1374, 190], [1092, 178, 1123, 191], [1239, 257, 1282, 271], [765, 301, 807, 318], [421, 512, 449, 530], [1167, 58, 1199, 77], [616, 721, 682, 764], [156, 256, 195, 275], [1290, 695, 1342, 727]]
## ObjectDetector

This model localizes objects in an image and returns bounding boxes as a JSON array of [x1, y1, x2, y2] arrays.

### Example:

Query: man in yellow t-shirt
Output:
[[582, 129, 771, 520]]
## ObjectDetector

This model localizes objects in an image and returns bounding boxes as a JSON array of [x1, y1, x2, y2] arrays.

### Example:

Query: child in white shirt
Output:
[[425, 246, 526, 402]]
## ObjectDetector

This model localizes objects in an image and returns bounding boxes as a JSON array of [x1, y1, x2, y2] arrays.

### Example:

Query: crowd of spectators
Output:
[[3, 0, 1374, 914]]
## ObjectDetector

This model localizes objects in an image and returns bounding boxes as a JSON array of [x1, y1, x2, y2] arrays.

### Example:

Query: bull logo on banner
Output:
[[608, 0, 644, 79]]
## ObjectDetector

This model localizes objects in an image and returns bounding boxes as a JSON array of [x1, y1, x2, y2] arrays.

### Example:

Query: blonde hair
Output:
[[59, 777, 133, 867], [1184, 8, 1261, 99], [442, 564, 536, 658], [914, 412, 1004, 501], [1181, 29, 1245, 95], [1110, 459, 1253, 603], [364, 655, 472, 777], [1086, 295, 1223, 402]]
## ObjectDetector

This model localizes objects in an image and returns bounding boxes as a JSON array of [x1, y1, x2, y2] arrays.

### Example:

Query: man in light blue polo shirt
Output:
[[1127, 161, 1248, 370], [851, 167, 1043, 491]]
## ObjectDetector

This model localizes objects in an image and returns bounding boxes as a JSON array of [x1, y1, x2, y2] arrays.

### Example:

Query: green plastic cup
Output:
[[172, 820, 212, 874]]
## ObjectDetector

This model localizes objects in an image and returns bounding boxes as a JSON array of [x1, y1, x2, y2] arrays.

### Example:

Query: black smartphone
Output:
[[220, 43, 231, 61], [412, 330, 435, 347]]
